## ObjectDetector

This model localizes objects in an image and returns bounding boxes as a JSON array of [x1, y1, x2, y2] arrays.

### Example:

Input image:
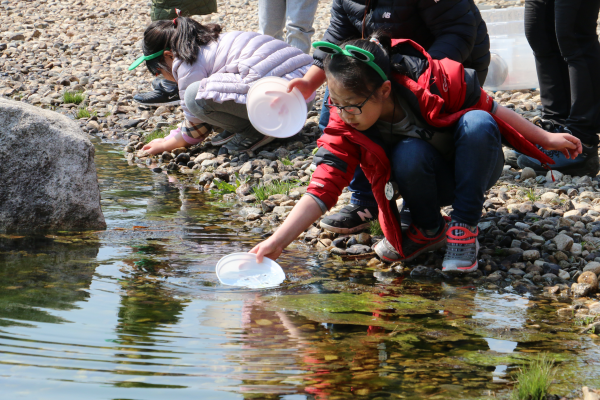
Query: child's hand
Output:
[[142, 140, 166, 155], [543, 133, 582, 159], [249, 236, 284, 263], [287, 77, 314, 100]]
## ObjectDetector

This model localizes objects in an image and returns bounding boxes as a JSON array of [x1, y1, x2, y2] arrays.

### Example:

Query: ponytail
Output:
[[142, 16, 221, 74]]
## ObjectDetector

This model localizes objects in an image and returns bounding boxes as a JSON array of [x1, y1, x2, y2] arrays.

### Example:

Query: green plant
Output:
[[210, 173, 249, 196], [75, 107, 97, 119], [510, 354, 556, 400], [253, 180, 297, 202], [369, 220, 383, 236], [62, 90, 85, 105], [525, 188, 539, 202], [280, 157, 293, 166], [144, 124, 178, 144]]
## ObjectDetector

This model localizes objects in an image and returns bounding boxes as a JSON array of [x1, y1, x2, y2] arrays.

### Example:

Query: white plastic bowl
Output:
[[216, 252, 285, 288], [247, 76, 307, 138]]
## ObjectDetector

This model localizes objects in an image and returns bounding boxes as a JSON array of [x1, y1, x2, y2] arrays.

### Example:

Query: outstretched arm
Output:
[[249, 195, 323, 262], [495, 105, 582, 159]]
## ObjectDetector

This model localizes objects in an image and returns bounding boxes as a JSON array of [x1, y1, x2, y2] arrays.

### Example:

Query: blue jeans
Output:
[[319, 87, 378, 207], [390, 110, 504, 229], [258, 0, 319, 54]]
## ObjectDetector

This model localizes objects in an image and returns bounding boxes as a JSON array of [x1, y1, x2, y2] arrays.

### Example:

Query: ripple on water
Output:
[[1, 141, 599, 399]]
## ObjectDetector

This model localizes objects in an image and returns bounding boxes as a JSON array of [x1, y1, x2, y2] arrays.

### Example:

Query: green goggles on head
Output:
[[312, 41, 388, 82], [128, 49, 167, 71]]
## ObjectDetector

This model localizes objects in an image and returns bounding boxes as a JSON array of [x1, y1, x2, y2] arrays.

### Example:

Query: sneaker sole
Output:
[[133, 99, 180, 107], [249, 135, 275, 152], [211, 134, 236, 146], [320, 220, 372, 234], [375, 236, 447, 263], [442, 239, 480, 273]]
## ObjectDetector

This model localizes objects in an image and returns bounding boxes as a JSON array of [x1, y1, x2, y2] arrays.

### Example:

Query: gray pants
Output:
[[258, 0, 319, 54], [184, 81, 261, 137], [185, 81, 315, 137]]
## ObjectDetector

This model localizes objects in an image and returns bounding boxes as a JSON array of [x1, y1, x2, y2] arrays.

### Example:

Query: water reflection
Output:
[[0, 140, 599, 399]]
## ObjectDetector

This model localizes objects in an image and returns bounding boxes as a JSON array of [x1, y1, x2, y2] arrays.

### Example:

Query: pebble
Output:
[[583, 262, 600, 276], [578, 271, 599, 289]]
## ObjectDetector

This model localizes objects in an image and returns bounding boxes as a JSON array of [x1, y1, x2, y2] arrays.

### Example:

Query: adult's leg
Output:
[[192, 97, 260, 138], [555, 0, 600, 146], [524, 0, 570, 125], [258, 0, 286, 42], [285, 0, 319, 54]]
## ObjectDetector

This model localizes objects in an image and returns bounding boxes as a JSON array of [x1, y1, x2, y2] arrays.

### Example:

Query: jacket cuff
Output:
[[312, 58, 324, 70], [490, 100, 498, 115], [304, 193, 328, 214]]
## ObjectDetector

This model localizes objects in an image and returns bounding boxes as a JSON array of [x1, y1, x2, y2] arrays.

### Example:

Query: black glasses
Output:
[[325, 87, 378, 115]]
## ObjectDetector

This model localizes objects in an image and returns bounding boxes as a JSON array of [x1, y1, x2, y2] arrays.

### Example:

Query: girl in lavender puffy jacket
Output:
[[128, 16, 315, 155]]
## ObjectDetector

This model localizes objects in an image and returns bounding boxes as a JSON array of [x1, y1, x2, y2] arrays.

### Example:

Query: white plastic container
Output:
[[480, 7, 539, 91], [247, 76, 307, 138], [216, 252, 286, 289]]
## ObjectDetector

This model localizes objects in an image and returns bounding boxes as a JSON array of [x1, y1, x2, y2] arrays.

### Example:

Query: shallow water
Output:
[[1, 140, 599, 399]]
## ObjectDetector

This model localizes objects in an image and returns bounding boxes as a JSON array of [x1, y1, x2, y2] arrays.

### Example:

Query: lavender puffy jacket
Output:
[[172, 31, 314, 124]]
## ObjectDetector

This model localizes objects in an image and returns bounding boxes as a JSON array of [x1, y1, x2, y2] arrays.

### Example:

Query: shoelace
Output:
[[445, 222, 478, 261]]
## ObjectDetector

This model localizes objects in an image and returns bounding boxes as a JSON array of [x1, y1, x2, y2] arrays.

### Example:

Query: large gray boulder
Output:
[[0, 98, 106, 232]]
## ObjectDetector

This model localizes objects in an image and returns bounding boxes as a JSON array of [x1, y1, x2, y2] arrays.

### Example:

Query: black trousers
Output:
[[525, 0, 600, 146]]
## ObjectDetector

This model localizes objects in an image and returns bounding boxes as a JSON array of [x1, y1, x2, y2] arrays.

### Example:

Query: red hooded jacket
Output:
[[307, 39, 553, 258]]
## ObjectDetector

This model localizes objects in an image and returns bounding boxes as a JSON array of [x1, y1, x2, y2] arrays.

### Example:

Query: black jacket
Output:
[[314, 0, 490, 84]]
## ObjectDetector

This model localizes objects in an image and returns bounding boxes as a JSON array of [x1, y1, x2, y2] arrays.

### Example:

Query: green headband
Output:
[[312, 41, 388, 82], [128, 49, 167, 71]]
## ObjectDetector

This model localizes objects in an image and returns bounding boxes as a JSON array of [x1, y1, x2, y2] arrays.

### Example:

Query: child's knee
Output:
[[457, 110, 500, 145]]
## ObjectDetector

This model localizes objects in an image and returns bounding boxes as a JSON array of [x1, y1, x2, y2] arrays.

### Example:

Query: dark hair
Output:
[[323, 32, 393, 98], [142, 17, 222, 75]]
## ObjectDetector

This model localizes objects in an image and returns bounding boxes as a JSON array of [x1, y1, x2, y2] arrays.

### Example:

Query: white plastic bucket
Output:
[[216, 252, 286, 288], [247, 76, 307, 138]]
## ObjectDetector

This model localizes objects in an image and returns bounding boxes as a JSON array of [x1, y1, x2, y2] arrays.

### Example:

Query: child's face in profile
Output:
[[327, 76, 388, 131]]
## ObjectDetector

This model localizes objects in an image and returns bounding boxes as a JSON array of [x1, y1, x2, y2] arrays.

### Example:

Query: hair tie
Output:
[[173, 8, 181, 26], [370, 37, 384, 50]]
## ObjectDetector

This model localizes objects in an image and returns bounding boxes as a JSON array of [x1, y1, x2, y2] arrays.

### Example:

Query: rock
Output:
[[175, 153, 190, 164], [558, 270, 571, 280], [552, 233, 574, 251], [543, 263, 561, 275], [241, 194, 257, 203], [332, 237, 347, 248], [508, 268, 525, 276], [411, 265, 441, 279], [582, 387, 600, 400], [571, 243, 583, 257], [571, 283, 594, 297], [0, 98, 105, 232], [272, 206, 293, 215], [316, 239, 332, 250], [546, 170, 563, 182], [195, 152, 215, 162], [541, 192, 559, 202], [330, 247, 347, 256], [239, 161, 253, 175], [346, 244, 371, 255], [261, 200, 275, 213], [238, 207, 262, 217], [486, 271, 504, 282], [355, 233, 372, 246], [235, 183, 252, 196], [274, 147, 290, 159], [578, 271, 599, 288], [583, 261, 600, 276], [198, 172, 214, 185], [520, 167, 536, 180], [522, 250, 540, 261]]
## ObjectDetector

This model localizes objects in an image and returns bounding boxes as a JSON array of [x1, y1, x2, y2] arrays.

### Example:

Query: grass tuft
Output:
[[253, 180, 298, 202], [210, 173, 250, 196], [63, 90, 85, 105], [525, 188, 539, 202], [144, 124, 178, 144], [369, 220, 383, 236], [75, 107, 97, 119], [280, 157, 293, 166], [510, 353, 556, 400]]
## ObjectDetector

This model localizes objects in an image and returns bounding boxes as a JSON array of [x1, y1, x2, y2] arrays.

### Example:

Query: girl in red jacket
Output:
[[250, 33, 581, 273]]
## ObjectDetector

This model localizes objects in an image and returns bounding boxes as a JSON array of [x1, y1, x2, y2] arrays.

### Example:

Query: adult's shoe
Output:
[[517, 118, 599, 177], [134, 78, 180, 106], [320, 204, 378, 234]]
